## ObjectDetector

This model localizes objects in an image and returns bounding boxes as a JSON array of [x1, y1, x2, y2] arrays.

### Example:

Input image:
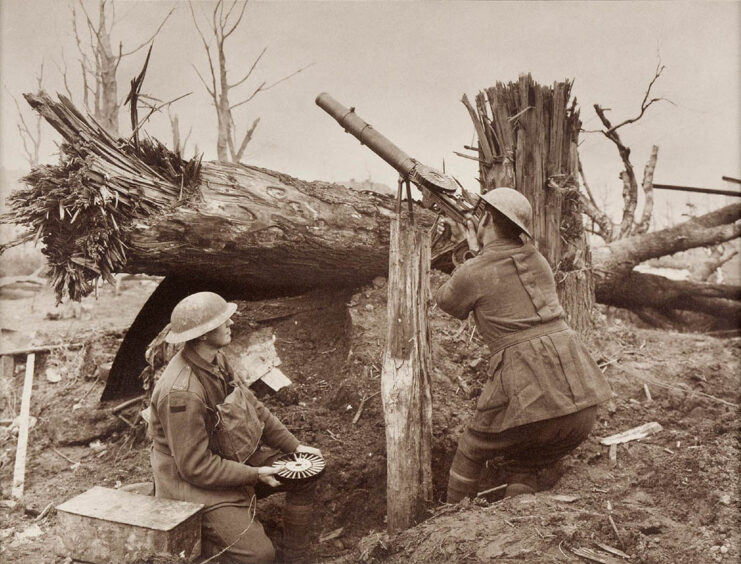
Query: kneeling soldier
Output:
[[149, 291, 320, 564], [436, 188, 611, 502]]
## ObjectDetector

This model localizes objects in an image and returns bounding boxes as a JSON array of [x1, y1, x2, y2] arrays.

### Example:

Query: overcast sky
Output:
[[1, 0, 739, 223]]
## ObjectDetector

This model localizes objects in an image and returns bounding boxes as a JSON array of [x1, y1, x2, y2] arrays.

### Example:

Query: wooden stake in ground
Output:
[[381, 217, 433, 533], [12, 353, 35, 499]]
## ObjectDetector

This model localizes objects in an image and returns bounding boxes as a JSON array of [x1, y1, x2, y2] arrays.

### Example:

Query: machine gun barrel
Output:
[[315, 92, 417, 179], [316, 92, 483, 229]]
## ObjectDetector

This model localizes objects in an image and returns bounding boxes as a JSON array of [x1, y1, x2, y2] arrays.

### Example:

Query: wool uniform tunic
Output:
[[436, 239, 611, 434], [149, 344, 300, 511]]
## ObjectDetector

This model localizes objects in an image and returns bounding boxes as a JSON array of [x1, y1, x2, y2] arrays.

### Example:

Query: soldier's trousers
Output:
[[447, 405, 598, 503], [201, 449, 316, 564]]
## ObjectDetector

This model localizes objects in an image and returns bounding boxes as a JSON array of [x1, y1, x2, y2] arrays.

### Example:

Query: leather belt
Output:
[[488, 319, 569, 356]]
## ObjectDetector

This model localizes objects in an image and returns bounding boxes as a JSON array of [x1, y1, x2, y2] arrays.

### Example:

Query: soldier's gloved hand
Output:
[[295, 444, 322, 457], [257, 466, 281, 488]]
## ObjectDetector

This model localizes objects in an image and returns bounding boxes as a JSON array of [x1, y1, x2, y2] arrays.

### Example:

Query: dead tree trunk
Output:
[[599, 271, 741, 319], [463, 75, 593, 333], [593, 203, 741, 293], [124, 161, 405, 289], [381, 218, 433, 532]]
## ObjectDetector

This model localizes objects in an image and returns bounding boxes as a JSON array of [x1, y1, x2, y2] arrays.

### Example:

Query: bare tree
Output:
[[69, 0, 174, 136], [578, 63, 669, 243], [168, 110, 192, 157], [12, 62, 46, 167], [188, 0, 312, 163]]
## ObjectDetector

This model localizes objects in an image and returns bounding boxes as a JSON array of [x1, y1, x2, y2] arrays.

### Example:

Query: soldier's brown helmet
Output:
[[480, 187, 533, 238], [166, 292, 237, 344]]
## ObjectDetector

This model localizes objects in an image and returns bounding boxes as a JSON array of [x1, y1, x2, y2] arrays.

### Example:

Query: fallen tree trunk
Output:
[[593, 202, 741, 290], [7, 93, 740, 327], [591, 202, 741, 320], [8, 93, 435, 302], [598, 270, 741, 319]]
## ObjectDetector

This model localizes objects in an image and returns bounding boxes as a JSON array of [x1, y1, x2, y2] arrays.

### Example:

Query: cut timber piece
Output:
[[228, 328, 291, 391], [1, 355, 15, 379], [56, 486, 203, 563], [11, 353, 35, 499], [600, 422, 663, 446], [381, 218, 433, 532]]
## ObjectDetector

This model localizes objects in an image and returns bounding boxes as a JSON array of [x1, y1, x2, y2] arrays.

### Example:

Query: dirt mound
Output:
[[0, 275, 738, 563], [346, 324, 740, 564]]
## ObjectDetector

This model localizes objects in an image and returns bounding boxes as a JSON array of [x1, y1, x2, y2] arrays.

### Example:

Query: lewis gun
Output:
[[315, 92, 486, 226]]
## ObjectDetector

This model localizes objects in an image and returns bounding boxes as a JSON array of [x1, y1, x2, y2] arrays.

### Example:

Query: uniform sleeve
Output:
[[157, 390, 259, 487], [249, 391, 300, 453], [435, 263, 480, 319]]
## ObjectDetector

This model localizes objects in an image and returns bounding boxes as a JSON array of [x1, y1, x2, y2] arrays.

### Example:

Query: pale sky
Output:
[[1, 0, 739, 224]]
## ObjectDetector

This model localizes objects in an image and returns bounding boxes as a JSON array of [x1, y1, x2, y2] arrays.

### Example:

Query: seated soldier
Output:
[[436, 188, 611, 501], [148, 291, 321, 564]]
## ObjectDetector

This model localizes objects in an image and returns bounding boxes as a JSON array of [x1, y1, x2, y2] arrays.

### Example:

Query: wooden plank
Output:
[[0, 342, 84, 357], [12, 353, 35, 499], [599, 422, 663, 446]]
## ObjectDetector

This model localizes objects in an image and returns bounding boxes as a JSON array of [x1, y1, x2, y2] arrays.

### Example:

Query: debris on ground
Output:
[[0, 277, 738, 563]]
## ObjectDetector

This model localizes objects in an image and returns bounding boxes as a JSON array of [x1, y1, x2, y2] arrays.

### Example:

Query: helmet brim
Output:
[[165, 302, 238, 344], [491, 207, 532, 238]]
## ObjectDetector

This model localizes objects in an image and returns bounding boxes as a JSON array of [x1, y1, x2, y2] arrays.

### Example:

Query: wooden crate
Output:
[[56, 486, 203, 563]]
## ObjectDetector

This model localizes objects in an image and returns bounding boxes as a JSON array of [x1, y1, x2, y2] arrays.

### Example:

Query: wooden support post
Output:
[[381, 218, 433, 532], [12, 353, 35, 500]]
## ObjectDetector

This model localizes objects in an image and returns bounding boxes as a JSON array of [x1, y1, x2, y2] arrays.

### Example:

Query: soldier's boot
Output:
[[279, 502, 313, 564], [504, 471, 538, 498], [446, 449, 483, 503], [536, 459, 566, 490]]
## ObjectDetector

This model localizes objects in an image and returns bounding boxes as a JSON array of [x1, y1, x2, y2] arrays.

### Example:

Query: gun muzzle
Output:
[[315, 93, 416, 178]]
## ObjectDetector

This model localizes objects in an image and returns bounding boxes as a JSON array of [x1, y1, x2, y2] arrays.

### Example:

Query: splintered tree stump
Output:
[[465, 75, 594, 333], [381, 218, 433, 532]]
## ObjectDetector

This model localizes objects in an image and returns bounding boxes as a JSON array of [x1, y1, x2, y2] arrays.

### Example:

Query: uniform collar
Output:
[[481, 238, 526, 254], [182, 343, 225, 380]]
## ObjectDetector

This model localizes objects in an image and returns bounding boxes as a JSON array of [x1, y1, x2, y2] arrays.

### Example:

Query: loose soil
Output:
[[0, 273, 738, 563]]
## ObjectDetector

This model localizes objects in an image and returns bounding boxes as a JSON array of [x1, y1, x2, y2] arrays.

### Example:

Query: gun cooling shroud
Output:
[[315, 93, 486, 234]]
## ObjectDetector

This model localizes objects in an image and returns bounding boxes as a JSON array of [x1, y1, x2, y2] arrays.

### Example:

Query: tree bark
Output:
[[381, 218, 433, 533], [465, 75, 594, 333], [598, 270, 741, 319], [124, 161, 407, 290], [17, 92, 437, 298], [593, 203, 741, 293]]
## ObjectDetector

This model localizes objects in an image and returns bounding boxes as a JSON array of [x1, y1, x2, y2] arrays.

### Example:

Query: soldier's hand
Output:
[[295, 444, 322, 457], [464, 215, 481, 254], [257, 466, 281, 488]]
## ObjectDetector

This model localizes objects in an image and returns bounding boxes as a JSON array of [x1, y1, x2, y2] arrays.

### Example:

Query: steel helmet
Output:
[[480, 187, 533, 238], [166, 292, 238, 344]]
